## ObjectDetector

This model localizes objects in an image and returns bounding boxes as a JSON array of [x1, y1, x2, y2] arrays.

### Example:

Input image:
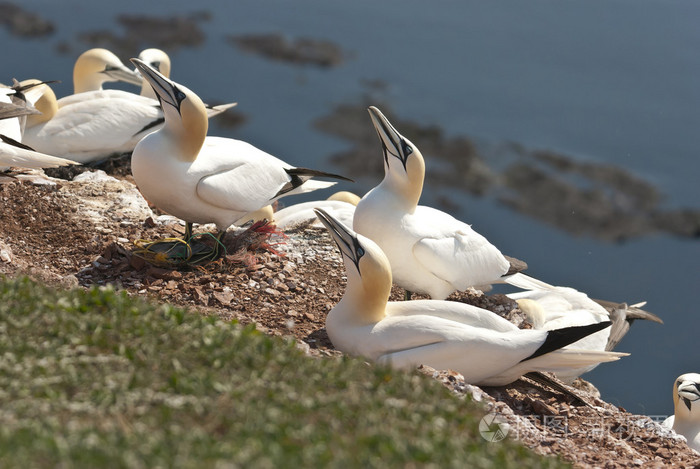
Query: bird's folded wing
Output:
[[28, 99, 160, 151], [196, 162, 286, 213], [385, 299, 518, 333], [413, 232, 509, 290]]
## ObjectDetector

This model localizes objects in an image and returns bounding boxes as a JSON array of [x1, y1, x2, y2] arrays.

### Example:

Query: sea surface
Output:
[[3, 0, 699, 417]]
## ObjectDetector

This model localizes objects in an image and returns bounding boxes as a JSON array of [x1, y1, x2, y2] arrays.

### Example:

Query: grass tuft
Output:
[[0, 276, 566, 468]]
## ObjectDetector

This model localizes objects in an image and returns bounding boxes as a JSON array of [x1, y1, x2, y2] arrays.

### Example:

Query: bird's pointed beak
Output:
[[367, 105, 413, 170], [103, 63, 143, 87], [0, 101, 41, 119], [314, 208, 364, 275], [130, 58, 180, 111], [678, 381, 700, 411]]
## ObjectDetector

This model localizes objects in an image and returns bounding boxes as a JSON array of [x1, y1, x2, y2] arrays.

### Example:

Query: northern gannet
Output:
[[22, 76, 236, 163], [663, 373, 700, 452], [315, 208, 627, 386], [0, 92, 77, 170], [130, 58, 351, 250], [353, 106, 525, 300], [22, 80, 162, 163], [506, 272, 662, 382], [71, 48, 143, 94]]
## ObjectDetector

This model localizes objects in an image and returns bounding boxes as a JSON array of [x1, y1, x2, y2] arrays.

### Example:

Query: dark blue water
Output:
[[4, 0, 699, 416]]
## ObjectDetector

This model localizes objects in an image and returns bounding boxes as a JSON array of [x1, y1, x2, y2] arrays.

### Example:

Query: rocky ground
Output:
[[1, 170, 699, 468]]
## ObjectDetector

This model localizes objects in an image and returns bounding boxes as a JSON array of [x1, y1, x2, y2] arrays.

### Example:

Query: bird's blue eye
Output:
[[175, 89, 186, 103], [356, 246, 365, 258], [403, 142, 413, 156]]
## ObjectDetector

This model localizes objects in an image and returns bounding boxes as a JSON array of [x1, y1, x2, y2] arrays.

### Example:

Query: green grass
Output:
[[0, 276, 567, 468]]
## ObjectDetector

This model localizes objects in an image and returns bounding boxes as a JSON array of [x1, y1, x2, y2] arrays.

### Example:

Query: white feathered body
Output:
[[326, 296, 622, 386], [132, 134, 333, 231], [24, 90, 161, 162], [354, 185, 510, 299]]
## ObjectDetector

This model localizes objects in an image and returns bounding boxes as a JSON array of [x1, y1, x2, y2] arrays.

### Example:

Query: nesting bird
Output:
[[663, 373, 700, 452], [22, 79, 164, 163], [315, 208, 626, 386], [22, 56, 236, 163], [506, 272, 662, 382], [353, 106, 525, 300], [130, 58, 351, 253]]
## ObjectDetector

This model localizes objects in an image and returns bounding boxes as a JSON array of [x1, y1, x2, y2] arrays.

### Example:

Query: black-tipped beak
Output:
[[679, 381, 700, 411], [130, 58, 184, 112], [367, 106, 413, 171], [314, 208, 365, 275]]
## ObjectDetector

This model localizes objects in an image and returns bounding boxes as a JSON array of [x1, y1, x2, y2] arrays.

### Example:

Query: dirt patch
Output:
[[1, 172, 699, 467]]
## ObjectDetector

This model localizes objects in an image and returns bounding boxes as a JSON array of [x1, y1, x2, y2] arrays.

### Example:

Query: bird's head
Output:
[[73, 48, 142, 93], [673, 373, 700, 421], [131, 58, 208, 161], [367, 106, 424, 208]]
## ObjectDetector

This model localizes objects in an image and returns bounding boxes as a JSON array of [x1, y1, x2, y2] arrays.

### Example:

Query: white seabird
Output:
[[21, 73, 236, 163], [314, 208, 627, 386], [22, 79, 162, 163], [662, 373, 700, 452], [505, 272, 662, 382], [130, 58, 351, 248], [353, 106, 525, 300]]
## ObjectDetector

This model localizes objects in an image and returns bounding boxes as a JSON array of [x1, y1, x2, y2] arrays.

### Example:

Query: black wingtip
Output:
[[0, 134, 37, 152], [520, 320, 612, 363], [286, 167, 354, 183]]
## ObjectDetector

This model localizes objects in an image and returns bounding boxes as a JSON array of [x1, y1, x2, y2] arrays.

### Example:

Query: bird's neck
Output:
[[73, 74, 101, 94], [337, 277, 392, 325], [381, 156, 424, 211], [163, 119, 206, 163], [26, 89, 58, 126]]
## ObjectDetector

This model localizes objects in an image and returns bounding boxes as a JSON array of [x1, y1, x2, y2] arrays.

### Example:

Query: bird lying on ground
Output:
[[315, 208, 627, 386]]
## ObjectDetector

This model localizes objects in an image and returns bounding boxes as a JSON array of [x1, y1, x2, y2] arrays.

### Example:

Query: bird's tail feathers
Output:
[[526, 348, 627, 372]]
